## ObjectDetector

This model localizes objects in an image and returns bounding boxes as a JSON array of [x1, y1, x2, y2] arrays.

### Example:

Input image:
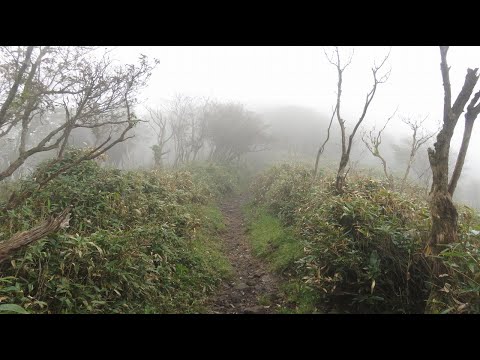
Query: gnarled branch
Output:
[[0, 207, 71, 263]]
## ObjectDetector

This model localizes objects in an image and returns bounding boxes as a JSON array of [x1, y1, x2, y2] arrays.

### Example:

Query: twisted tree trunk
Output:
[[426, 47, 479, 267]]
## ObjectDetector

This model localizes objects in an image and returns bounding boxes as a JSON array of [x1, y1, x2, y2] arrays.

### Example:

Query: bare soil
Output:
[[205, 193, 283, 314]]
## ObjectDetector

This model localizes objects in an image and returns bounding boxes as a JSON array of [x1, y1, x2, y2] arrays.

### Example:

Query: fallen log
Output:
[[0, 206, 71, 263]]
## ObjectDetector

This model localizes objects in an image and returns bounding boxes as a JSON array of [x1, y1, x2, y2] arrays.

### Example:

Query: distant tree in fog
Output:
[[146, 106, 172, 168], [361, 108, 397, 189], [397, 114, 436, 192], [169, 94, 208, 167], [206, 102, 269, 163], [362, 110, 435, 193], [190, 99, 210, 161]]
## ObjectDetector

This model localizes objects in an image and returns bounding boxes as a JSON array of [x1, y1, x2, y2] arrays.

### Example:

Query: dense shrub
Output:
[[252, 163, 313, 225], [0, 149, 237, 313], [186, 162, 241, 198], [250, 163, 480, 313]]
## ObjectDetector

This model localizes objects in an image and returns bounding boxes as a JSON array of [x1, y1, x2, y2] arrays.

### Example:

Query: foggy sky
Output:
[[110, 46, 480, 172]]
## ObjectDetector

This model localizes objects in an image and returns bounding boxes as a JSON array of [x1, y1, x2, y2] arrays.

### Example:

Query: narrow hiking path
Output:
[[206, 193, 283, 314]]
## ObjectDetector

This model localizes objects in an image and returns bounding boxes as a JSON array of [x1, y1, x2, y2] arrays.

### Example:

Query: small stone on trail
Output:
[[254, 284, 264, 291], [231, 293, 242, 302], [235, 283, 249, 291], [244, 306, 264, 314]]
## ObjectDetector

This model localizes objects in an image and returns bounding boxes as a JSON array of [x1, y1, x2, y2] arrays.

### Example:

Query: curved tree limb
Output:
[[0, 207, 71, 264], [313, 104, 337, 180]]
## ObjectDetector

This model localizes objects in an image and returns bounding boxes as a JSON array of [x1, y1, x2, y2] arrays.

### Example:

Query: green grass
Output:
[[161, 203, 234, 313], [277, 280, 323, 314], [243, 204, 323, 313], [162, 202, 232, 312], [193, 203, 227, 233], [188, 203, 233, 282], [244, 205, 303, 273]]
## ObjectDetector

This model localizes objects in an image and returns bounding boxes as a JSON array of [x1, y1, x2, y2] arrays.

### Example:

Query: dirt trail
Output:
[[206, 193, 283, 314]]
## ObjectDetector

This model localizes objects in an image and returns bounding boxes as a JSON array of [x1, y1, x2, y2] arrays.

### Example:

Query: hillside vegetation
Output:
[[0, 149, 239, 314], [1, 46, 480, 315], [247, 163, 480, 313]]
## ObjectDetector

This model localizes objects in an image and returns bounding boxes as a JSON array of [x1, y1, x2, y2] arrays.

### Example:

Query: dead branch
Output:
[[0, 207, 71, 264], [313, 105, 337, 180]]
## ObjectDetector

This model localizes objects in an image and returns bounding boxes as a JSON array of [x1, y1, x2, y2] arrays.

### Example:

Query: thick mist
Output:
[[2, 46, 479, 208]]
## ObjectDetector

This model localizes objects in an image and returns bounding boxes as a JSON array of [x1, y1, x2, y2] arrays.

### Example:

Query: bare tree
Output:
[[0, 46, 157, 208], [361, 108, 397, 189], [169, 94, 194, 167], [325, 46, 391, 193], [426, 46, 480, 260], [146, 106, 172, 168], [190, 98, 210, 161], [399, 114, 436, 192]]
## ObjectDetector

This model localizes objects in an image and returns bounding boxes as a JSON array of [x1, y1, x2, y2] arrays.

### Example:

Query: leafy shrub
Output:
[[0, 149, 237, 313], [251, 163, 313, 225], [250, 163, 480, 313]]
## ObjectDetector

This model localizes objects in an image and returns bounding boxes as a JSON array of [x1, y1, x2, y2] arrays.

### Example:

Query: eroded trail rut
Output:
[[206, 193, 282, 314]]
